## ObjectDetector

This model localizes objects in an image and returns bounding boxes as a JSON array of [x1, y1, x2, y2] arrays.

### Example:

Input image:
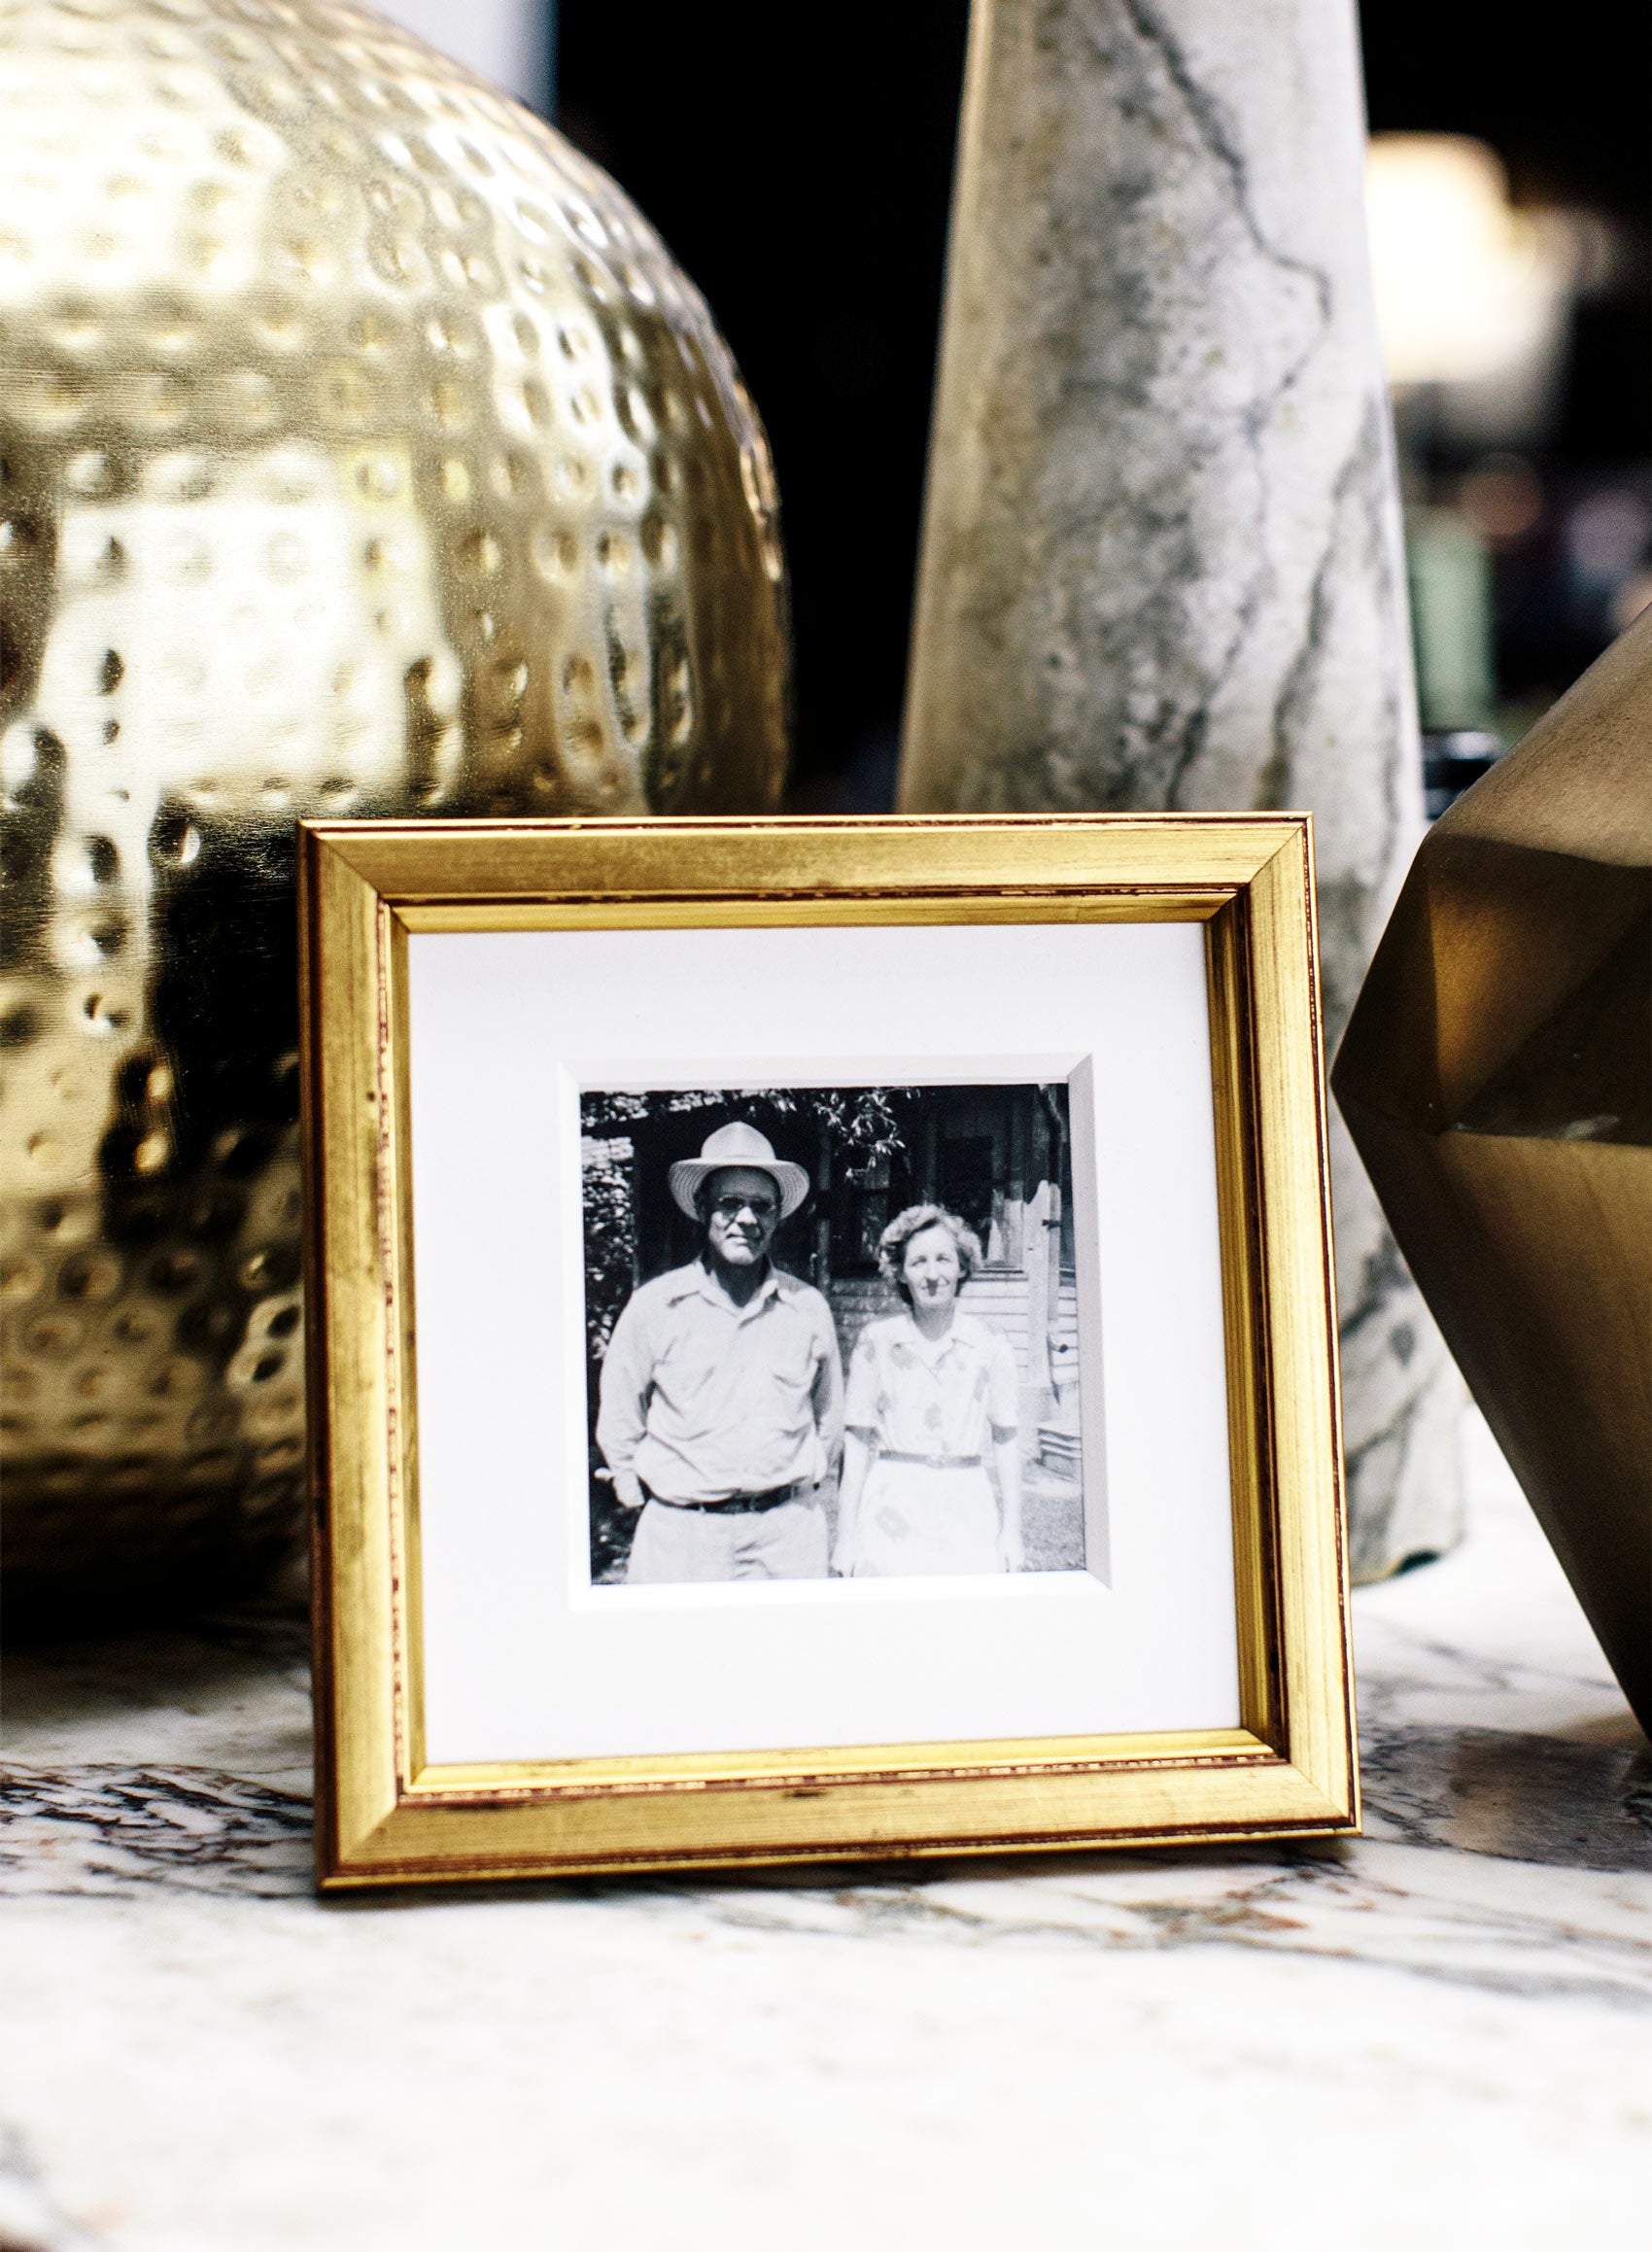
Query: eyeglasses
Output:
[[709, 1194, 778, 1221]]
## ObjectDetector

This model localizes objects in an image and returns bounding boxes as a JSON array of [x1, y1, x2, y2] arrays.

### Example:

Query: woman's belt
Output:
[[877, 1451, 983, 1469]]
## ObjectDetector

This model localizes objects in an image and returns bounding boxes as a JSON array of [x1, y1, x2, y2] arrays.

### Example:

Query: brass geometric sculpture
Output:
[[0, 0, 788, 1611], [1334, 610, 1652, 1733]]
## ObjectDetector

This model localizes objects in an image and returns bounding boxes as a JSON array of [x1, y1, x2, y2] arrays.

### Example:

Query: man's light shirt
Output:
[[597, 1260, 844, 1503]]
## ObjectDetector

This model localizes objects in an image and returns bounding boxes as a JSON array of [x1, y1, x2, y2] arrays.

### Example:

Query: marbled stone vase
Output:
[[898, 0, 1462, 1576]]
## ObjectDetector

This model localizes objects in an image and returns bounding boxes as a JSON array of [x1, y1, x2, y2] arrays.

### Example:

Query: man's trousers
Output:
[[625, 1495, 829, 1583]]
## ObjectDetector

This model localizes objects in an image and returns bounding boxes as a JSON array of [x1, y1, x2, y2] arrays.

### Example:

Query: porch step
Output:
[[1038, 1424, 1083, 1478]]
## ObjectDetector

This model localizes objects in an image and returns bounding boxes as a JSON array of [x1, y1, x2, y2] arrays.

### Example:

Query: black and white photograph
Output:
[[581, 1084, 1087, 1586]]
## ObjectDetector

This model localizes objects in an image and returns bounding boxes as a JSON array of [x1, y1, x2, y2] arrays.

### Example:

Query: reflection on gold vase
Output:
[[0, 0, 789, 1608]]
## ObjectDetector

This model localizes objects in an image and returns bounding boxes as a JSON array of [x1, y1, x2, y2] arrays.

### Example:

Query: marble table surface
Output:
[[3, 1410, 1647, 2252]]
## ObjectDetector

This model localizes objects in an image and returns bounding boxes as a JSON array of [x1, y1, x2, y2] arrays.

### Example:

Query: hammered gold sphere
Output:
[[0, 0, 789, 1608]]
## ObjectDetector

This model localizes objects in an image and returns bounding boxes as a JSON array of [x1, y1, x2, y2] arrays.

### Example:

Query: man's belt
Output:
[[641, 1480, 812, 1515], [877, 1451, 984, 1469]]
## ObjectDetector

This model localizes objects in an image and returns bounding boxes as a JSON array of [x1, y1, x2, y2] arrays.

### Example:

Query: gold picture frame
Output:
[[299, 814, 1356, 1889]]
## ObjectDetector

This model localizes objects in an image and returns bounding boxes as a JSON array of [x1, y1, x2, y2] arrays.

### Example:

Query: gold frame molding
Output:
[[299, 814, 1356, 1889]]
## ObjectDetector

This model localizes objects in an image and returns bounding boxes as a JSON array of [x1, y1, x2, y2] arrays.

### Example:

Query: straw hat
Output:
[[668, 1122, 810, 1221]]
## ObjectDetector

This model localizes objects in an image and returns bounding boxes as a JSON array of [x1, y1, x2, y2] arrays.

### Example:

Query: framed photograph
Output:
[[299, 814, 1357, 1888]]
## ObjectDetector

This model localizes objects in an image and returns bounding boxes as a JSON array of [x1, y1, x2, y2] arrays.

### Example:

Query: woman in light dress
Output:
[[833, 1204, 1024, 1577]]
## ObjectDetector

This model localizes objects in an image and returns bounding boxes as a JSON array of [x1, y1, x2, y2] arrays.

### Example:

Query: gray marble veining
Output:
[[0, 1767, 313, 1902], [0, 2123, 105, 2252]]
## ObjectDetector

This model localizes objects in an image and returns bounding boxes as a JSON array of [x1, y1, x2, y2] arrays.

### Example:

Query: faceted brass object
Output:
[[0, 0, 788, 1609], [1334, 612, 1652, 1732]]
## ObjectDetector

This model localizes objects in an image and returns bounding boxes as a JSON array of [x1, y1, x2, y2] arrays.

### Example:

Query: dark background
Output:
[[554, 5, 1650, 806], [556, 2, 972, 808]]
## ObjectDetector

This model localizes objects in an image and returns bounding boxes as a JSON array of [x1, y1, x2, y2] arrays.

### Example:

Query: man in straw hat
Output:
[[596, 1122, 844, 1582]]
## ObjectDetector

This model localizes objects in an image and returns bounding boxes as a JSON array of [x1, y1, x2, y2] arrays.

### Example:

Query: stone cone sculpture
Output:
[[899, 0, 1463, 1577], [0, 0, 788, 1611], [1333, 610, 1652, 1734]]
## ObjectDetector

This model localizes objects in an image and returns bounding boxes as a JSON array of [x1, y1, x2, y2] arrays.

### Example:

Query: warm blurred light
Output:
[[1458, 455, 1544, 544], [1366, 135, 1568, 386]]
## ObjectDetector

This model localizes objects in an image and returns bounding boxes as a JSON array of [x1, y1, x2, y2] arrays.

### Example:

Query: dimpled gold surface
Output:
[[0, 0, 789, 1604]]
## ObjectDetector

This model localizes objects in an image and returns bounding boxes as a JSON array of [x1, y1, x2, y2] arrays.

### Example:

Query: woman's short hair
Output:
[[878, 1203, 983, 1301]]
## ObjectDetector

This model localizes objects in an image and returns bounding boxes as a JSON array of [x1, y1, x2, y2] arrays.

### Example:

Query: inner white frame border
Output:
[[407, 919, 1241, 1762]]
